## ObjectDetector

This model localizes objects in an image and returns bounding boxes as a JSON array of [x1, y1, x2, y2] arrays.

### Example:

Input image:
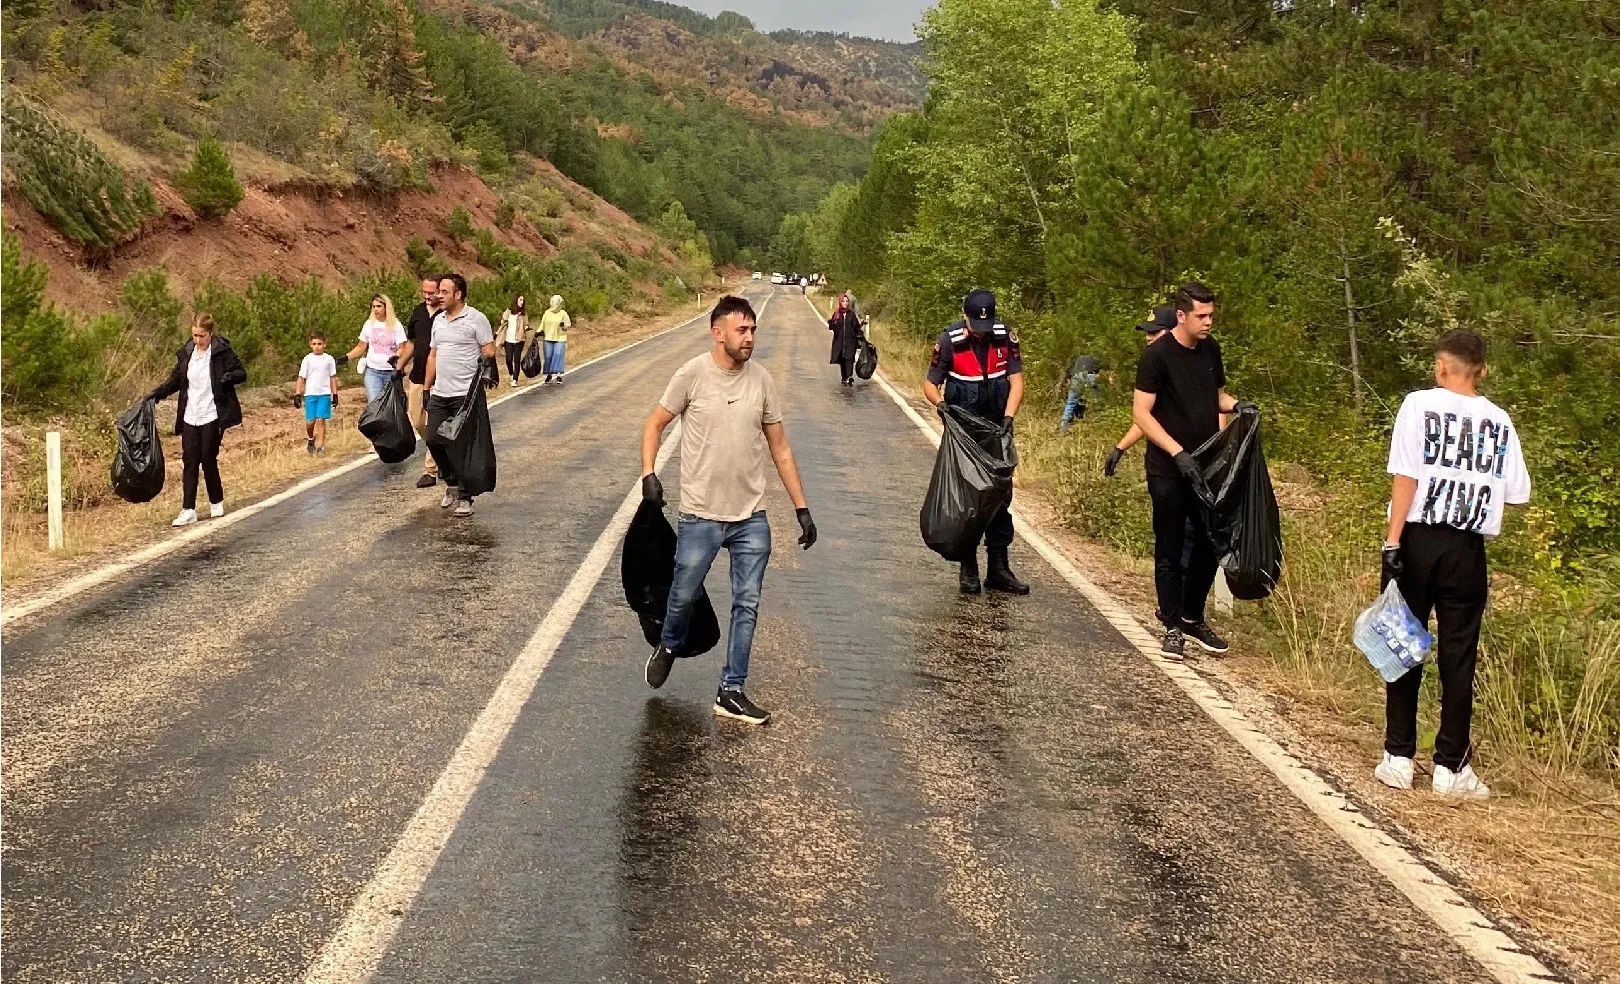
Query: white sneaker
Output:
[[209, 501, 225, 519], [453, 499, 474, 517], [172, 509, 198, 527], [510, 379, 518, 388], [1433, 764, 1490, 802], [440, 487, 459, 509], [1374, 752, 1414, 790]]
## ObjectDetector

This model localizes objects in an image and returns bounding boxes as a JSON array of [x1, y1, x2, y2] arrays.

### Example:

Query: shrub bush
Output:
[[404, 236, 438, 278], [1, 232, 115, 414], [533, 186, 566, 218], [119, 268, 184, 340], [173, 136, 245, 219], [494, 200, 516, 230], [442, 206, 473, 243]]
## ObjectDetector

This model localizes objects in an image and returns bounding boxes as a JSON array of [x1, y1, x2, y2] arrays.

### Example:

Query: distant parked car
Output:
[[752, 271, 762, 280], [770, 273, 785, 285]]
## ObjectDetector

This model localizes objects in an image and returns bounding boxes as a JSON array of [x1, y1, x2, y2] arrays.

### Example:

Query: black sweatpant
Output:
[[1147, 473, 1218, 626], [1384, 523, 1488, 771], [836, 356, 855, 383], [503, 341, 523, 382], [425, 394, 468, 495], [180, 420, 224, 510]]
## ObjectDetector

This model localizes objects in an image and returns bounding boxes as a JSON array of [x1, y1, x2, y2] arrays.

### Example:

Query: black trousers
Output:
[[1384, 523, 1488, 770], [1147, 473, 1218, 625], [503, 341, 523, 381], [982, 502, 1014, 550], [425, 394, 467, 493], [180, 420, 224, 510], [836, 356, 854, 382]]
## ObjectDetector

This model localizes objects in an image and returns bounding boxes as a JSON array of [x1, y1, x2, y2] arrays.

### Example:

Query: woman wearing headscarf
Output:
[[499, 294, 529, 388], [827, 291, 865, 387], [146, 313, 247, 527], [342, 294, 407, 403], [539, 294, 572, 384]]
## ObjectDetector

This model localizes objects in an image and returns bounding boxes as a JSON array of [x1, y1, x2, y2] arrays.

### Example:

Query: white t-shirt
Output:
[[1388, 388, 1530, 537], [299, 353, 338, 396], [184, 345, 218, 426], [360, 319, 408, 372]]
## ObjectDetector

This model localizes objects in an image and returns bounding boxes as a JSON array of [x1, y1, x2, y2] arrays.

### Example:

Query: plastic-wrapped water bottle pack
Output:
[[1354, 581, 1434, 683]]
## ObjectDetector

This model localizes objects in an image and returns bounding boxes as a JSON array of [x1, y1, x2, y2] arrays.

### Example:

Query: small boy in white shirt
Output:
[[296, 333, 339, 455], [1376, 329, 1531, 801]]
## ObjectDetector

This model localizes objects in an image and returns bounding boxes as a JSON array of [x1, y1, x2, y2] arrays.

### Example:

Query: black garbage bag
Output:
[[855, 337, 878, 380], [920, 405, 1017, 562], [620, 499, 721, 658], [521, 338, 543, 379], [1188, 404, 1283, 601], [437, 377, 497, 497], [110, 399, 165, 503], [357, 374, 417, 464]]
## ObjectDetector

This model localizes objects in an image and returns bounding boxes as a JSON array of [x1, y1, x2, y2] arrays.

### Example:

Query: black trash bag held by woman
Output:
[[920, 405, 1017, 562], [111, 399, 165, 503], [620, 500, 721, 658], [357, 374, 417, 464], [521, 338, 543, 379], [855, 337, 879, 380], [1188, 403, 1283, 600], [436, 376, 497, 496]]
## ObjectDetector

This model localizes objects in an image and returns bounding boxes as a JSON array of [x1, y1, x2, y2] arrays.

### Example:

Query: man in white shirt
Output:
[[1376, 329, 1531, 802], [424, 273, 497, 517]]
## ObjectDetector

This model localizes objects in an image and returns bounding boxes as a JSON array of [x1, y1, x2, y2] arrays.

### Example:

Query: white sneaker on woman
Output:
[[172, 509, 198, 527], [209, 502, 225, 519], [1374, 752, 1414, 790], [1433, 764, 1490, 801]]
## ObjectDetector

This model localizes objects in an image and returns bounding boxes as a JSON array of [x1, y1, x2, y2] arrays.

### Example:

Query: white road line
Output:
[[1, 302, 726, 630], [807, 293, 1561, 984], [301, 424, 682, 984]]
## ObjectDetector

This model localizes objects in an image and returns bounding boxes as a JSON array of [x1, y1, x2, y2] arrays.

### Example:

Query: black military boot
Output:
[[985, 546, 1030, 595], [959, 554, 982, 595]]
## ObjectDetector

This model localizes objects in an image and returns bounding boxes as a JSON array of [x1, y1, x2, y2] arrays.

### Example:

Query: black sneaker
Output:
[[714, 689, 771, 725], [415, 473, 437, 489], [1181, 619, 1229, 655], [306, 438, 315, 455], [1160, 626, 1186, 662], [645, 645, 675, 689]]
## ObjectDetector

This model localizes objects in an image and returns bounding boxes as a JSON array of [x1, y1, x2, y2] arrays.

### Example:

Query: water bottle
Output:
[[1355, 582, 1434, 683]]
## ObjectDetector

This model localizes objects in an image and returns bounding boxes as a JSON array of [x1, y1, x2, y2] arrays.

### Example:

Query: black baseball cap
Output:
[[1137, 305, 1176, 333], [964, 289, 997, 333]]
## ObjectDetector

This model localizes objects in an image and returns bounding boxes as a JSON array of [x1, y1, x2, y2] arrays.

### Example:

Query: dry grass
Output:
[[1, 295, 714, 598], [843, 296, 1620, 982]]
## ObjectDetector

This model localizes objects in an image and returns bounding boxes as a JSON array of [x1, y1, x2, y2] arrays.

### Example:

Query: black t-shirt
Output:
[[404, 302, 436, 385], [1134, 334, 1225, 477]]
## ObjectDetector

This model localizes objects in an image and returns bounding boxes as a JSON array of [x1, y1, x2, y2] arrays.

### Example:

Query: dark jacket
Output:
[[150, 336, 248, 434], [828, 309, 863, 364]]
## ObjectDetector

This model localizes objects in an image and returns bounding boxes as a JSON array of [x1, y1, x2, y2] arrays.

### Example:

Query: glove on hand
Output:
[[479, 356, 499, 390], [934, 402, 947, 420], [1104, 447, 1125, 477], [1174, 450, 1202, 483], [1000, 416, 1015, 436], [1381, 544, 1404, 591], [1233, 399, 1259, 414], [331, 393, 338, 408], [293, 394, 304, 409], [796, 508, 817, 550], [334, 354, 351, 368], [641, 473, 665, 506], [386, 355, 398, 367]]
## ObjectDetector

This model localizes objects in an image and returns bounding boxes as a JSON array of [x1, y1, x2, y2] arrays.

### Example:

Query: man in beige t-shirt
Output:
[[638, 295, 817, 726]]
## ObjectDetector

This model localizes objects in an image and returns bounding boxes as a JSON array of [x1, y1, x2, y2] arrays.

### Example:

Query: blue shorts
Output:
[[304, 394, 332, 421]]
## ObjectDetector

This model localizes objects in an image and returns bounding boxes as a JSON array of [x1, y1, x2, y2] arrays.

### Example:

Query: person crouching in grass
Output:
[[297, 332, 339, 454], [1376, 329, 1531, 801]]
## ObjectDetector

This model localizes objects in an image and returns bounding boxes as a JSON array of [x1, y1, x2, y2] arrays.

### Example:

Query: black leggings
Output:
[[1385, 523, 1488, 770], [503, 341, 523, 381], [180, 420, 224, 510]]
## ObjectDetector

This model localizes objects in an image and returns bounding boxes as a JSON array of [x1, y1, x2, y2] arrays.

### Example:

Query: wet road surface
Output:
[[3, 287, 1500, 982]]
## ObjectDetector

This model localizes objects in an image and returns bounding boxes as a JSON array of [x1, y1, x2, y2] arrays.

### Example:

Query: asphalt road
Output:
[[2, 286, 1503, 983]]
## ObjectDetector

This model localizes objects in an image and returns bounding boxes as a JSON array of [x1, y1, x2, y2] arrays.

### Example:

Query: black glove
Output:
[[1233, 399, 1259, 414], [1104, 447, 1125, 477], [331, 392, 338, 408], [144, 390, 162, 404], [293, 394, 304, 409], [1174, 451, 1202, 483], [1001, 416, 1015, 435], [334, 354, 351, 368], [387, 355, 398, 367], [642, 473, 665, 506], [1381, 543, 1404, 591], [796, 508, 817, 550], [934, 402, 947, 420], [479, 356, 498, 390], [392, 368, 406, 380]]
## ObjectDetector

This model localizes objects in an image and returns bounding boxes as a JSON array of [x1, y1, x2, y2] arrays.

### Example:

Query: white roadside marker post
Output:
[[46, 430, 64, 551], [1213, 568, 1235, 615]]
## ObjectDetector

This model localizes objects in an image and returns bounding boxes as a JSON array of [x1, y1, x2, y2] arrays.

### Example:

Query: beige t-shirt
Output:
[[658, 352, 783, 522]]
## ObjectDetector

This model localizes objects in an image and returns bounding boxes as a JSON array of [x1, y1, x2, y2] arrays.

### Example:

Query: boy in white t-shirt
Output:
[[1376, 329, 1531, 801], [296, 333, 339, 455]]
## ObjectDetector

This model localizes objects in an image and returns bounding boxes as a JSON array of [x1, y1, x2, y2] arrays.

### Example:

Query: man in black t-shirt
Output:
[[1132, 282, 1249, 661], [396, 276, 441, 489]]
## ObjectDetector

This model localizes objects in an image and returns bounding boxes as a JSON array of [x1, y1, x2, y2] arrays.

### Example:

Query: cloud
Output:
[[679, 0, 928, 42]]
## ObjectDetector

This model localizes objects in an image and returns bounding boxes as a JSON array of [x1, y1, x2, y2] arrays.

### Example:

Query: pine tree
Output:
[[174, 136, 246, 220], [366, 0, 436, 106]]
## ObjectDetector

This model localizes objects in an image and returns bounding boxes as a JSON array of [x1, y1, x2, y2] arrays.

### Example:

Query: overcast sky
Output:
[[680, 0, 931, 42]]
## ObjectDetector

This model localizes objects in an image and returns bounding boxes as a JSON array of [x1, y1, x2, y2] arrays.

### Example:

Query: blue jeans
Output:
[[543, 339, 566, 376], [363, 366, 390, 403], [1060, 373, 1098, 430], [660, 512, 772, 690]]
